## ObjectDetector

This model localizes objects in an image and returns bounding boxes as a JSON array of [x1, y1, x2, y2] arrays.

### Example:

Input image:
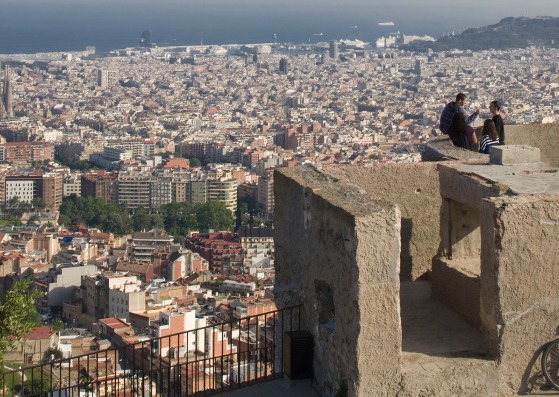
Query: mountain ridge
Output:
[[411, 16, 559, 51]]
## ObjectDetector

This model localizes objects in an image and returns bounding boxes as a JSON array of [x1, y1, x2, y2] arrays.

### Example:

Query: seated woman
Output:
[[479, 119, 499, 154]]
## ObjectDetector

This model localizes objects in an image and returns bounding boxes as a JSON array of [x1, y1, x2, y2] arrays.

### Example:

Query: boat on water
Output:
[[378, 22, 395, 27], [339, 39, 366, 49]]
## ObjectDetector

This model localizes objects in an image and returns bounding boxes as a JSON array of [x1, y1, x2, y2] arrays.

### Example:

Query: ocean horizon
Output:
[[1, 2, 558, 54]]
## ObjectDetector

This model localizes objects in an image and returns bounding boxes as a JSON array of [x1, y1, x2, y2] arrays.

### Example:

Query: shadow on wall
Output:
[[401, 218, 416, 280], [521, 341, 550, 394]]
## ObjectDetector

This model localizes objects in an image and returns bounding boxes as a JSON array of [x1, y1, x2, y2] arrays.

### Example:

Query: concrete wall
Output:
[[432, 166, 509, 329], [48, 264, 98, 307], [322, 163, 441, 281], [480, 194, 559, 394], [507, 124, 559, 167], [274, 166, 401, 397]]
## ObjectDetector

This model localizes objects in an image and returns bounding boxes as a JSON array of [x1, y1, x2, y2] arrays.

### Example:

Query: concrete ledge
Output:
[[422, 136, 489, 163], [489, 145, 541, 165], [432, 257, 481, 329]]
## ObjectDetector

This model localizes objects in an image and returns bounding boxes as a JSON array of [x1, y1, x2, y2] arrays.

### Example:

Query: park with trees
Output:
[[58, 195, 234, 239]]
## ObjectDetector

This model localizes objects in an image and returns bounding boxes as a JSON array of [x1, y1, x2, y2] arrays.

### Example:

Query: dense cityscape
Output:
[[0, 30, 559, 395]]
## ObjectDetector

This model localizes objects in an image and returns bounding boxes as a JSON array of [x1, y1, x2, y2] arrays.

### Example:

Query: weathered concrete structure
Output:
[[274, 167, 402, 396], [274, 125, 559, 396]]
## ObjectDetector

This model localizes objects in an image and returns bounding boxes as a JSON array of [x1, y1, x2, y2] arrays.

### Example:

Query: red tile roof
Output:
[[26, 326, 56, 340], [99, 317, 129, 329]]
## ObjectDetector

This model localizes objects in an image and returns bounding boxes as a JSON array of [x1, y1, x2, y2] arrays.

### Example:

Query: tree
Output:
[[196, 201, 234, 232], [0, 279, 42, 365], [132, 205, 149, 231], [23, 378, 50, 396], [52, 319, 65, 331], [189, 157, 201, 167], [26, 214, 40, 226], [161, 202, 198, 238], [31, 197, 45, 210], [44, 347, 63, 362]]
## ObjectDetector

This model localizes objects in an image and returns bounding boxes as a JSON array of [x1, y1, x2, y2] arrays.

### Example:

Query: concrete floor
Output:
[[213, 377, 320, 397], [218, 281, 492, 396], [400, 280, 485, 356]]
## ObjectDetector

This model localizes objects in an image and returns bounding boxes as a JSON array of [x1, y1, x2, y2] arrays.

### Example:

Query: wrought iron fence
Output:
[[1, 305, 302, 397]]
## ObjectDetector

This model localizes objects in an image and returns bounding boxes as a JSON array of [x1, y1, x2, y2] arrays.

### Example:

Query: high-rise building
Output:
[[415, 59, 423, 77], [329, 41, 339, 60], [279, 58, 289, 74], [97, 69, 109, 89], [258, 170, 275, 218], [140, 30, 152, 48], [150, 173, 173, 209], [118, 171, 151, 210], [2, 67, 13, 119], [208, 177, 237, 214]]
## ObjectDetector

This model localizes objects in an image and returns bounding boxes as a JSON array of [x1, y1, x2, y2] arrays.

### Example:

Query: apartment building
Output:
[[166, 248, 209, 281], [5, 169, 62, 210], [2, 142, 54, 164], [126, 229, 176, 262], [107, 282, 145, 321], [62, 173, 81, 196], [184, 232, 242, 272], [118, 171, 151, 210], [152, 308, 206, 358], [81, 170, 119, 203]]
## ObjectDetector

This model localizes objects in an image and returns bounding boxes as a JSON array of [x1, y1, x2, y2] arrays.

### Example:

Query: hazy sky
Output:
[[5, 0, 559, 10]]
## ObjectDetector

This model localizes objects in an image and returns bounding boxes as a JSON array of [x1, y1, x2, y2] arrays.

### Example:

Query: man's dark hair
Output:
[[456, 93, 467, 102], [490, 100, 501, 111]]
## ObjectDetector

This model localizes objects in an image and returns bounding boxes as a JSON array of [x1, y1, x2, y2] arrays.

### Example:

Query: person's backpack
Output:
[[439, 102, 459, 135]]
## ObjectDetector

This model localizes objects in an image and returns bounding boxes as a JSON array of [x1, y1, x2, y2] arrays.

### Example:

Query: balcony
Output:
[[0, 306, 311, 397]]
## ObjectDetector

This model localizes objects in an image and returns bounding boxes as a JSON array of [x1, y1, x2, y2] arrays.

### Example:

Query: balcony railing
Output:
[[0, 305, 302, 397]]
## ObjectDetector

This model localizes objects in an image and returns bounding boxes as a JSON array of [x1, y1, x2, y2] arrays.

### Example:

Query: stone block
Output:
[[489, 145, 540, 165]]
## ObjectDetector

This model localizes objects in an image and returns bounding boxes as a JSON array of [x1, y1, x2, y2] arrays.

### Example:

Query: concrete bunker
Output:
[[274, 126, 559, 396]]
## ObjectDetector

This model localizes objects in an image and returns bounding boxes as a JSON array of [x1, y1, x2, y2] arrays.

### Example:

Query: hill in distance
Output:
[[410, 16, 559, 51]]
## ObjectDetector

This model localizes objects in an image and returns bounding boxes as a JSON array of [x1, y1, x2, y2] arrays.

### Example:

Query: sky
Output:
[[1, 0, 559, 53]]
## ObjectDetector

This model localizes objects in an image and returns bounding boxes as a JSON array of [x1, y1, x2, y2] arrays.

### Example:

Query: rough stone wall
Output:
[[480, 194, 559, 394], [507, 124, 559, 167], [322, 163, 440, 281], [274, 166, 402, 397]]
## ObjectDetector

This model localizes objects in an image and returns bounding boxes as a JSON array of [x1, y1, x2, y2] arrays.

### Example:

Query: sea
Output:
[[0, 2, 556, 54]]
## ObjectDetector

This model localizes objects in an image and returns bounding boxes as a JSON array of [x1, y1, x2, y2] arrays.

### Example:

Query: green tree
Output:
[[44, 347, 63, 362], [59, 196, 131, 234], [23, 377, 50, 396], [31, 197, 45, 210], [52, 319, 65, 331], [196, 201, 234, 232], [132, 206, 149, 231], [189, 157, 201, 167], [161, 202, 198, 238], [0, 279, 42, 365], [147, 213, 164, 230], [26, 214, 40, 226]]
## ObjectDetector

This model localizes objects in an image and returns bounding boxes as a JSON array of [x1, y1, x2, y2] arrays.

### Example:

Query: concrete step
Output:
[[398, 352, 498, 397]]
